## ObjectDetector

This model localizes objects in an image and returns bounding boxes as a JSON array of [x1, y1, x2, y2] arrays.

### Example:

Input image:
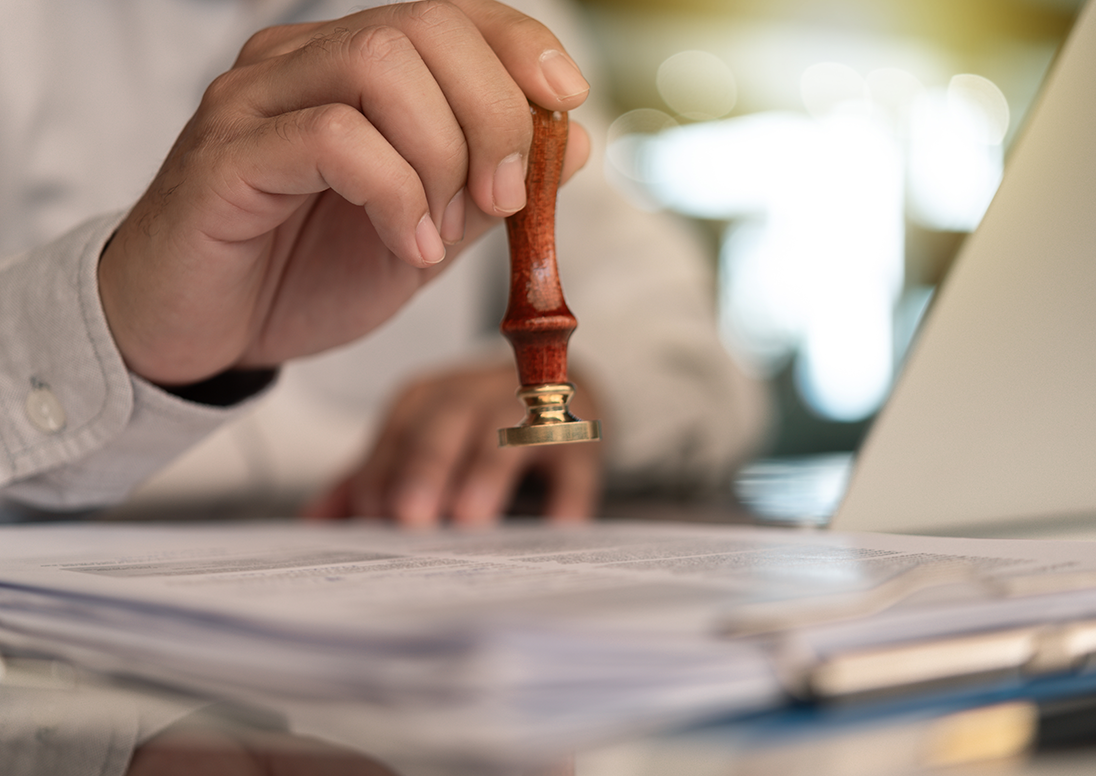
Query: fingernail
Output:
[[540, 49, 589, 101], [440, 188, 465, 245], [416, 214, 446, 266], [493, 153, 526, 215]]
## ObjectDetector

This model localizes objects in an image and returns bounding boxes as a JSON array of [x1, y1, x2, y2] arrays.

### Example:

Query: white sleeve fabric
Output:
[[0, 654, 240, 776], [0, 212, 271, 511], [0, 686, 138, 776]]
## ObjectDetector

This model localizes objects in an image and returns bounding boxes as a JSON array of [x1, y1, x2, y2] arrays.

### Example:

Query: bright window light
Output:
[[907, 82, 1006, 231], [800, 62, 868, 119], [634, 110, 903, 422], [656, 50, 738, 121], [606, 64, 1009, 423]]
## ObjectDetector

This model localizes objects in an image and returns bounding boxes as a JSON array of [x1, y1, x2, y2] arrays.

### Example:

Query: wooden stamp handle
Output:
[[501, 104, 574, 386]]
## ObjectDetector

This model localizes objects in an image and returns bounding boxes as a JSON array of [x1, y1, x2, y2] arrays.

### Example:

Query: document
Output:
[[1, 519, 1096, 761]]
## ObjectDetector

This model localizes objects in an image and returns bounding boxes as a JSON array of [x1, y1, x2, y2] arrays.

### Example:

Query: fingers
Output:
[[374, 369, 526, 527], [287, 23, 472, 242], [129, 720, 399, 776], [447, 427, 530, 526], [384, 391, 485, 528], [225, 0, 590, 245], [300, 477, 353, 520], [306, 366, 604, 527], [236, 1, 590, 112], [233, 13, 480, 234], [542, 445, 603, 523], [102, 1, 594, 386], [216, 101, 445, 268], [449, 0, 590, 108], [331, 377, 490, 528], [460, 118, 591, 240]]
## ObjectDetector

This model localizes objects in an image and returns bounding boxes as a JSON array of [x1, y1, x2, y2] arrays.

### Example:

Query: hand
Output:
[[98, 0, 590, 387], [127, 722, 398, 776], [302, 362, 603, 527]]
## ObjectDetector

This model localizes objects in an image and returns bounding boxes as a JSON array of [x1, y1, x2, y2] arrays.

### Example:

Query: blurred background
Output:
[[569, 0, 1084, 519]]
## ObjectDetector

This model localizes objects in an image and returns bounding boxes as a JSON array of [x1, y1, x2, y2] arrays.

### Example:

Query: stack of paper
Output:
[[2, 520, 1096, 763]]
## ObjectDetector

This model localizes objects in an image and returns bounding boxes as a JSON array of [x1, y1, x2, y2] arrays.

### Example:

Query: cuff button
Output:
[[25, 382, 67, 434]]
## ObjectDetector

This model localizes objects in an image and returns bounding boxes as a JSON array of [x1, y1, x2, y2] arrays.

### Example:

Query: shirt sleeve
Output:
[[0, 685, 138, 776], [0, 212, 272, 511], [0, 653, 228, 776]]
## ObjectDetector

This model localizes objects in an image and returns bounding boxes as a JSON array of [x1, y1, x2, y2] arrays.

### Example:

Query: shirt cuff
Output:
[[0, 212, 275, 510]]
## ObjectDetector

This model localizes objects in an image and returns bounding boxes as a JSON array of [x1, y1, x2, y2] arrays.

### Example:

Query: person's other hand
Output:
[[98, 0, 590, 388], [127, 722, 398, 776], [302, 362, 603, 527]]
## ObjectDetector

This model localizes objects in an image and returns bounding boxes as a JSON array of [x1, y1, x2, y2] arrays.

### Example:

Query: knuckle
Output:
[[438, 132, 469, 168], [349, 24, 412, 68], [511, 15, 547, 41], [238, 23, 318, 62], [429, 390, 472, 418], [290, 102, 362, 153], [401, 0, 464, 30], [265, 111, 304, 146], [258, 103, 364, 166], [309, 102, 362, 138], [476, 92, 533, 144], [200, 68, 247, 110], [474, 0, 533, 31], [300, 25, 354, 56], [185, 90, 250, 152], [238, 25, 282, 62]]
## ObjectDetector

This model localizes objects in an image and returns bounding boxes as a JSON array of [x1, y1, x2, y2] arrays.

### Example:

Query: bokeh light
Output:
[[800, 62, 869, 118], [605, 109, 679, 210], [603, 44, 1017, 422], [634, 108, 904, 422], [906, 80, 1006, 231], [656, 50, 738, 121], [866, 67, 925, 134], [948, 73, 1011, 145]]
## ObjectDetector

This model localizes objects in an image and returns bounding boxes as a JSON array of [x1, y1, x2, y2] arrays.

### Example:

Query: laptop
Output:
[[831, 0, 1096, 538]]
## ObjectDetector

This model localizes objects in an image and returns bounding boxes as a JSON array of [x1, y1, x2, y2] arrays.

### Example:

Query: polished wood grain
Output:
[[501, 104, 576, 387]]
